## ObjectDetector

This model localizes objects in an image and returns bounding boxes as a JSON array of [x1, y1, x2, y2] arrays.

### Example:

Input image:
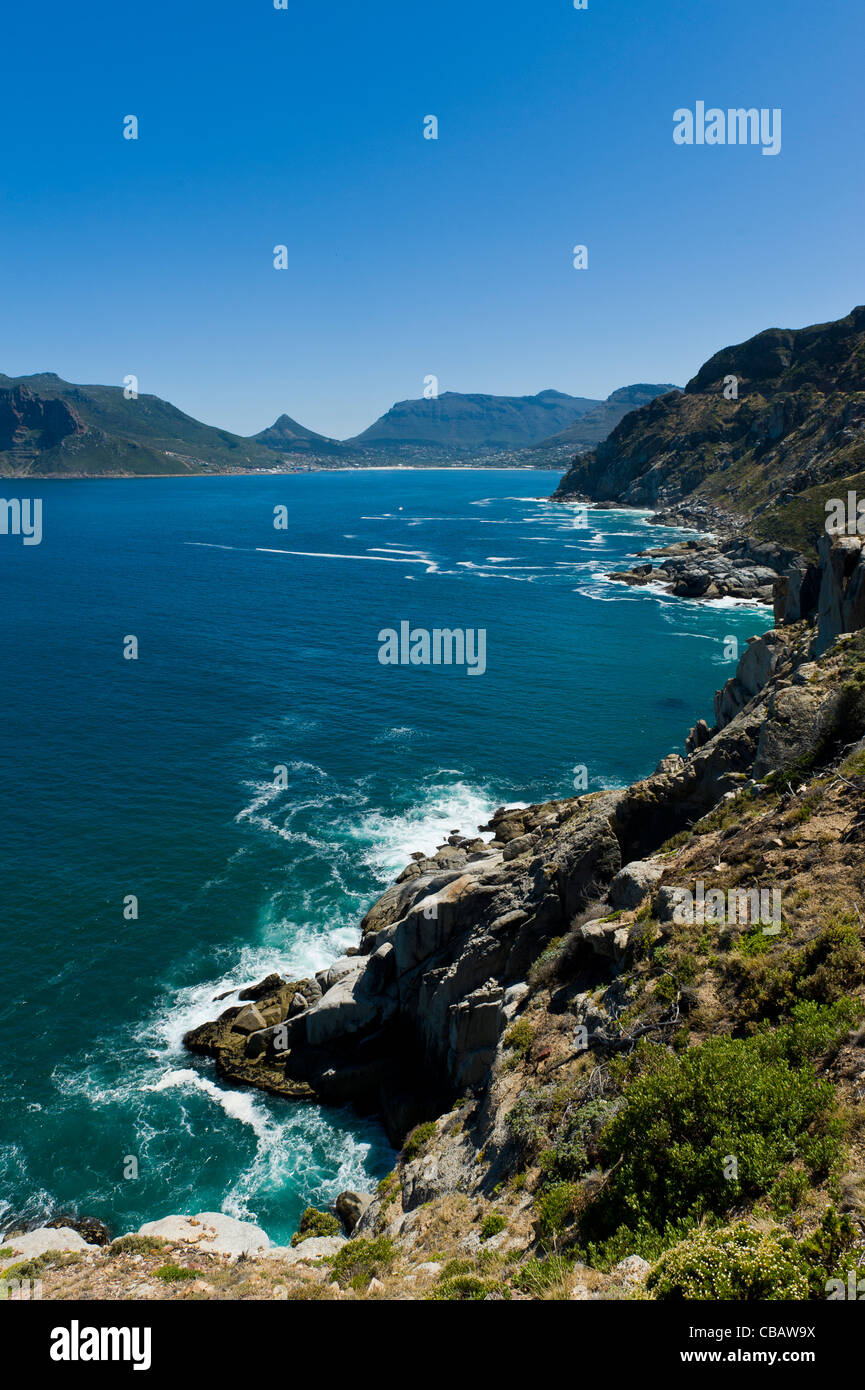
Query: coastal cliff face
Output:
[[12, 537, 865, 1303], [553, 306, 865, 562], [173, 553, 865, 1298], [554, 308, 865, 632], [14, 602, 865, 1299], [13, 312, 865, 1302]]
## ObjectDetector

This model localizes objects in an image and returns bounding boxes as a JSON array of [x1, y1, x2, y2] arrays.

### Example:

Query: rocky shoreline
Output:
[[577, 497, 818, 614], [179, 519, 865, 1143], [8, 525, 865, 1298]]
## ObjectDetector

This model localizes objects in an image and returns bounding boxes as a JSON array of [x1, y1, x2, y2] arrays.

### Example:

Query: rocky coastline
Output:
[[10, 306, 865, 1298], [8, 523, 865, 1299]]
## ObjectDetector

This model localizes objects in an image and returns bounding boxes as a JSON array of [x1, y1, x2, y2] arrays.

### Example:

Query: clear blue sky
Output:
[[1, 0, 862, 439]]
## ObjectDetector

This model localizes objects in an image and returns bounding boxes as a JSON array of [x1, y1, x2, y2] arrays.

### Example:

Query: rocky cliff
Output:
[[177, 529, 865, 1298], [554, 306, 865, 560]]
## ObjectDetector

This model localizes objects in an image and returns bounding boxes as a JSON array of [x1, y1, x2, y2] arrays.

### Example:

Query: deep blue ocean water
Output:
[[0, 469, 772, 1243]]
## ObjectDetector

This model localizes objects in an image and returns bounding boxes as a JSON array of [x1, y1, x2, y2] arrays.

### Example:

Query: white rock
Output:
[[0, 1226, 98, 1268], [613, 1253, 651, 1283], [609, 860, 663, 909], [136, 1211, 270, 1258]]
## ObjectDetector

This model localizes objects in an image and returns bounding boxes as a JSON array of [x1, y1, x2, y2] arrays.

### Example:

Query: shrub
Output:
[[733, 920, 865, 1020], [537, 1098, 617, 1185], [506, 1086, 554, 1159], [331, 1236, 396, 1290], [649, 1210, 861, 1301], [503, 1019, 535, 1059], [108, 1235, 165, 1257], [153, 1263, 199, 1282], [529, 937, 566, 986], [403, 1121, 437, 1160], [582, 1017, 846, 1250], [513, 1254, 574, 1294], [648, 1224, 811, 1300], [535, 1183, 583, 1246], [430, 1274, 508, 1300], [290, 1206, 341, 1246], [480, 1213, 507, 1241]]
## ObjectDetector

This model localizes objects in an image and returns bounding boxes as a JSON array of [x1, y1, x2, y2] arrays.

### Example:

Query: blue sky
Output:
[[1, 0, 863, 439]]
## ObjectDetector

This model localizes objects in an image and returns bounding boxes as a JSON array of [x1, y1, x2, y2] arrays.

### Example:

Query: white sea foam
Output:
[[347, 777, 498, 878], [148, 1069, 271, 1138], [255, 547, 440, 573]]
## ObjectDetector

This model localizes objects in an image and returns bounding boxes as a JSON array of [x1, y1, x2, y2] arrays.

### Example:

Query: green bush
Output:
[[583, 1012, 846, 1250], [649, 1210, 862, 1301], [108, 1235, 165, 1257], [331, 1236, 395, 1290], [535, 1182, 582, 1245], [735, 922, 865, 1020], [537, 1098, 616, 1185], [648, 1224, 811, 1300], [290, 1206, 341, 1246], [403, 1121, 437, 1161], [513, 1254, 574, 1294], [506, 1087, 553, 1159], [430, 1274, 509, 1300], [503, 1019, 535, 1059], [480, 1213, 507, 1241], [153, 1263, 199, 1282]]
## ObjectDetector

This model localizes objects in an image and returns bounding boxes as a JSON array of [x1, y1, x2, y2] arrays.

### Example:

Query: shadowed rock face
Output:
[[0, 385, 87, 454], [816, 533, 865, 653]]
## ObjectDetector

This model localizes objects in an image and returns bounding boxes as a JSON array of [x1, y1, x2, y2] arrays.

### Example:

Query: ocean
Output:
[[0, 468, 773, 1244]]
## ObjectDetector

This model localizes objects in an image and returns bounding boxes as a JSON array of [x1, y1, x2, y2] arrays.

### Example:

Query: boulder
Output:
[[232, 1003, 267, 1035], [335, 1191, 374, 1233], [609, 859, 662, 908], [136, 1212, 270, 1258], [304, 956, 397, 1048], [654, 753, 685, 776], [613, 1254, 652, 1283], [503, 834, 535, 862], [577, 919, 620, 959], [238, 973, 286, 1002], [0, 1226, 99, 1269]]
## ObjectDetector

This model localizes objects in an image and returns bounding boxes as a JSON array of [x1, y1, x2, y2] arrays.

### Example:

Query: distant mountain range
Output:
[[0, 373, 678, 477]]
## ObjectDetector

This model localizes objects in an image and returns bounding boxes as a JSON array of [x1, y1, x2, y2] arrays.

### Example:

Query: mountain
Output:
[[0, 373, 288, 476], [253, 413, 346, 456], [344, 388, 602, 454], [553, 307, 865, 556], [530, 383, 680, 453]]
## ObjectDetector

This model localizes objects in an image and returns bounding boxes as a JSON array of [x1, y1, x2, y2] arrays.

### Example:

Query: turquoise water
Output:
[[0, 469, 772, 1243]]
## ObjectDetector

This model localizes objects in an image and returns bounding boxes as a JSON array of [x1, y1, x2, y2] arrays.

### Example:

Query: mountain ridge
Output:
[[553, 305, 865, 556], [1, 374, 682, 475]]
